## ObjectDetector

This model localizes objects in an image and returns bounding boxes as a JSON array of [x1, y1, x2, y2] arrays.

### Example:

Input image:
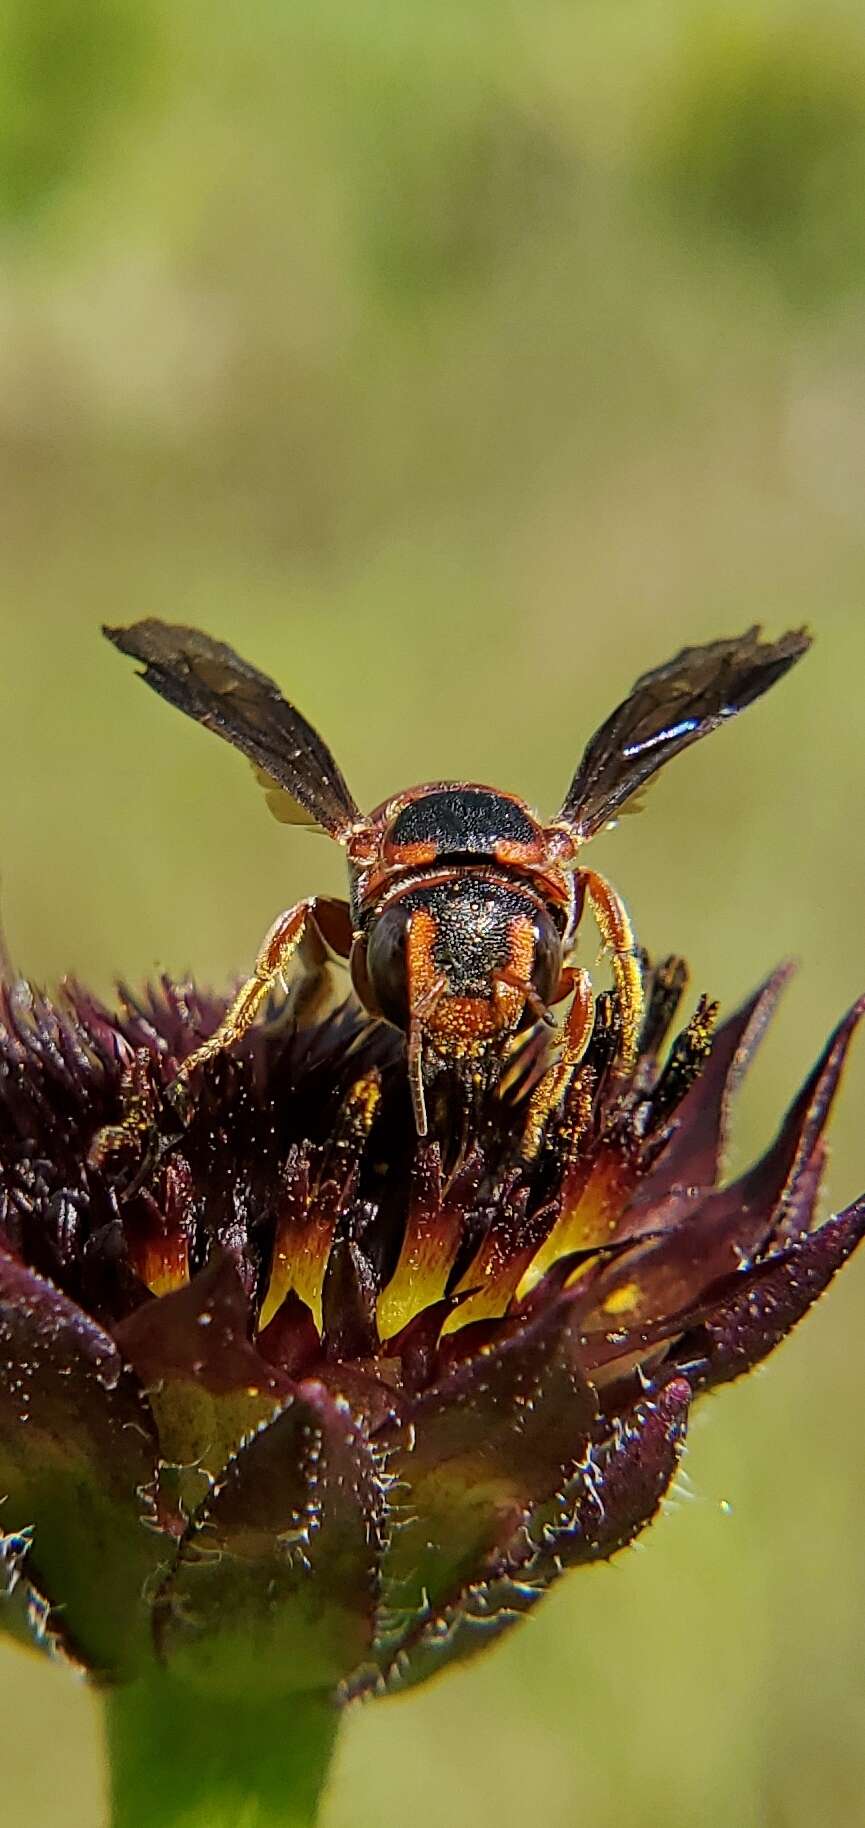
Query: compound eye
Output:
[[531, 909, 563, 1009], [364, 903, 412, 1029]]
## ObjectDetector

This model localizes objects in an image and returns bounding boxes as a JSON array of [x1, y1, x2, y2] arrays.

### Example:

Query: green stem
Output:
[[104, 1673, 340, 1828]]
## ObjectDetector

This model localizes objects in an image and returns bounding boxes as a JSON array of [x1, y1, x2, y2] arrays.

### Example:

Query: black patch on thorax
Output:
[[390, 788, 536, 858]]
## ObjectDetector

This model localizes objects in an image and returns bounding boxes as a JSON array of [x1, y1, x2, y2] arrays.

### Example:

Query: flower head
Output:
[[0, 957, 862, 1703]]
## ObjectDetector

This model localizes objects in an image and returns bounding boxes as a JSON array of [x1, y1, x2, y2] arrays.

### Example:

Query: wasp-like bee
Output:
[[101, 621, 809, 1153]]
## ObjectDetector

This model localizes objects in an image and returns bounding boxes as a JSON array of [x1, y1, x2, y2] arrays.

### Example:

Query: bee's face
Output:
[[354, 872, 564, 1047]]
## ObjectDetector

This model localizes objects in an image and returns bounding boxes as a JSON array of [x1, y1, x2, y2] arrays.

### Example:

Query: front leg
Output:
[[171, 898, 321, 1090], [580, 868, 643, 1072], [91, 897, 351, 1177], [522, 965, 594, 1159]]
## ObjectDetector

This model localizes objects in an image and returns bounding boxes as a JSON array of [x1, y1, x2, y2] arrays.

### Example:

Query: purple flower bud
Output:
[[0, 958, 861, 1706]]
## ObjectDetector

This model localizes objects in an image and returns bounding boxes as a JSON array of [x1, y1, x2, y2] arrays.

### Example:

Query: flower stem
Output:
[[104, 1673, 340, 1828]]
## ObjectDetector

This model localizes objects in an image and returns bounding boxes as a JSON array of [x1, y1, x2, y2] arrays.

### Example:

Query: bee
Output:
[[101, 620, 809, 1153]]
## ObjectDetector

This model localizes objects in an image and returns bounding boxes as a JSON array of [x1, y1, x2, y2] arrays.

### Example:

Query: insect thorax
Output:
[[387, 785, 542, 858]]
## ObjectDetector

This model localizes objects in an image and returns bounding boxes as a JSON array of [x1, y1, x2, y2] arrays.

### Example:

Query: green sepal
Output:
[[158, 1379, 385, 1698], [0, 1247, 164, 1678]]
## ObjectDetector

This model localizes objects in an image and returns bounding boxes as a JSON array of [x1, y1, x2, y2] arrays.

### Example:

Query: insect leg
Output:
[[580, 868, 643, 1070], [492, 965, 557, 1029], [171, 898, 322, 1087], [91, 897, 350, 1179], [522, 965, 593, 1158], [272, 894, 353, 1027]]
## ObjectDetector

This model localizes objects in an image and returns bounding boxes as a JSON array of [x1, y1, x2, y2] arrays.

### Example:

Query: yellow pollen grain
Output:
[[601, 1281, 641, 1317], [342, 1071, 381, 1134]]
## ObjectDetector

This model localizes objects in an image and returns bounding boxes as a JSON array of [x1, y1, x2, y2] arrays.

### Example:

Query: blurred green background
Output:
[[2, 1, 865, 1822]]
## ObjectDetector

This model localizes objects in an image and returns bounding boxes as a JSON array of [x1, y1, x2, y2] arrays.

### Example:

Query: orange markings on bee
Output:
[[427, 923, 536, 1052], [492, 838, 547, 869], [490, 915, 542, 1030], [508, 914, 536, 982], [522, 868, 574, 911], [405, 909, 449, 1133], [428, 997, 507, 1046], [405, 907, 440, 1000], [385, 840, 439, 868], [259, 903, 309, 974]]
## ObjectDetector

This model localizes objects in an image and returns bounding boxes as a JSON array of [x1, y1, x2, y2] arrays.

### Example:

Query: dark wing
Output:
[[558, 625, 812, 840], [104, 620, 361, 839]]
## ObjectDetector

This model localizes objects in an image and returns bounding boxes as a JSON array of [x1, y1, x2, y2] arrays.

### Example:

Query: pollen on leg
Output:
[[522, 968, 593, 1160], [582, 869, 644, 1072]]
